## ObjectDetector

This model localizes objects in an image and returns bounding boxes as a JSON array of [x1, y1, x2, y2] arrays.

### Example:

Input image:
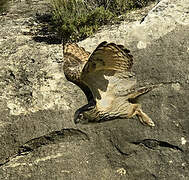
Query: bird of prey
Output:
[[63, 41, 155, 126]]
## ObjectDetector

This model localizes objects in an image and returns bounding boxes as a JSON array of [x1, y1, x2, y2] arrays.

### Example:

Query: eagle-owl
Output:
[[63, 41, 155, 127]]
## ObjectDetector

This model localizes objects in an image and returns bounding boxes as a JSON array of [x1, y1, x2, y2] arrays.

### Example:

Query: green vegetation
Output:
[[49, 0, 155, 42], [0, 0, 9, 14], [49, 0, 114, 42]]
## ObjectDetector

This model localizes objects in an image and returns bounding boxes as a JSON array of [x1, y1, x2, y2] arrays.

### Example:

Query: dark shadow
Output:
[[131, 139, 183, 152], [18, 128, 89, 155], [32, 35, 61, 44], [29, 12, 62, 44], [91, 70, 115, 100], [0, 128, 89, 167], [0, 0, 9, 14]]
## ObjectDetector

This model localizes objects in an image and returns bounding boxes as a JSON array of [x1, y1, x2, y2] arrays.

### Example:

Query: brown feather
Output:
[[80, 41, 135, 101], [63, 43, 93, 102], [81, 41, 133, 77]]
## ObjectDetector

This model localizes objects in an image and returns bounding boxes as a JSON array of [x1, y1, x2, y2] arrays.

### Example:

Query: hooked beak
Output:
[[74, 110, 81, 124], [74, 117, 80, 124]]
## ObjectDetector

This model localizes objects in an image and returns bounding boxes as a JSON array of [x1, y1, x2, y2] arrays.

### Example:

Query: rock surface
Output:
[[0, 0, 189, 179]]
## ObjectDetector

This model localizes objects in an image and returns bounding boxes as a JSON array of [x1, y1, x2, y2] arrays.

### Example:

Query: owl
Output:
[[63, 41, 155, 126]]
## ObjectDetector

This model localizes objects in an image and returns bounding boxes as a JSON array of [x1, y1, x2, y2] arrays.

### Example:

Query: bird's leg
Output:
[[127, 104, 155, 127], [136, 108, 155, 127]]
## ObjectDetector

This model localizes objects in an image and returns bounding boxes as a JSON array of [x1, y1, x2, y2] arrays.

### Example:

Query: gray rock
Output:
[[0, 0, 189, 179]]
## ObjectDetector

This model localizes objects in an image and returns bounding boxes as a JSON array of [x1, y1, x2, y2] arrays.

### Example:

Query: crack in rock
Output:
[[140, 0, 162, 24], [113, 144, 134, 156], [131, 139, 183, 152], [109, 139, 136, 157], [0, 128, 89, 167], [18, 128, 89, 155]]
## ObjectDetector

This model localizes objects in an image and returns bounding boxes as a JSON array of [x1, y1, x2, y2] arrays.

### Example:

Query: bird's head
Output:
[[74, 101, 96, 124], [74, 109, 90, 124]]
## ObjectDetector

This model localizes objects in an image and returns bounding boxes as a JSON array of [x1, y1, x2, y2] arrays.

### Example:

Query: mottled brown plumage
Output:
[[63, 43, 93, 102], [63, 41, 155, 126]]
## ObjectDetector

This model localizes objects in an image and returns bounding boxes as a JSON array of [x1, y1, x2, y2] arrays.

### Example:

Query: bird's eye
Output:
[[78, 113, 83, 119]]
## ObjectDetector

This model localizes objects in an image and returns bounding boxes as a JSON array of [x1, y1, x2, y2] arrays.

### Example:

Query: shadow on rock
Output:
[[18, 128, 89, 155], [31, 13, 62, 44]]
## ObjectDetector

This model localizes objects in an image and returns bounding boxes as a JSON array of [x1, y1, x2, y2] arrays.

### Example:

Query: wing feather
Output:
[[80, 41, 136, 109], [63, 43, 90, 83], [81, 41, 133, 77], [63, 43, 93, 102]]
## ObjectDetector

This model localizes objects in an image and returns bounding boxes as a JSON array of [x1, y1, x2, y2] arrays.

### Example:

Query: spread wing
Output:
[[63, 43, 89, 83], [82, 41, 133, 74], [63, 43, 93, 102], [80, 41, 136, 109]]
